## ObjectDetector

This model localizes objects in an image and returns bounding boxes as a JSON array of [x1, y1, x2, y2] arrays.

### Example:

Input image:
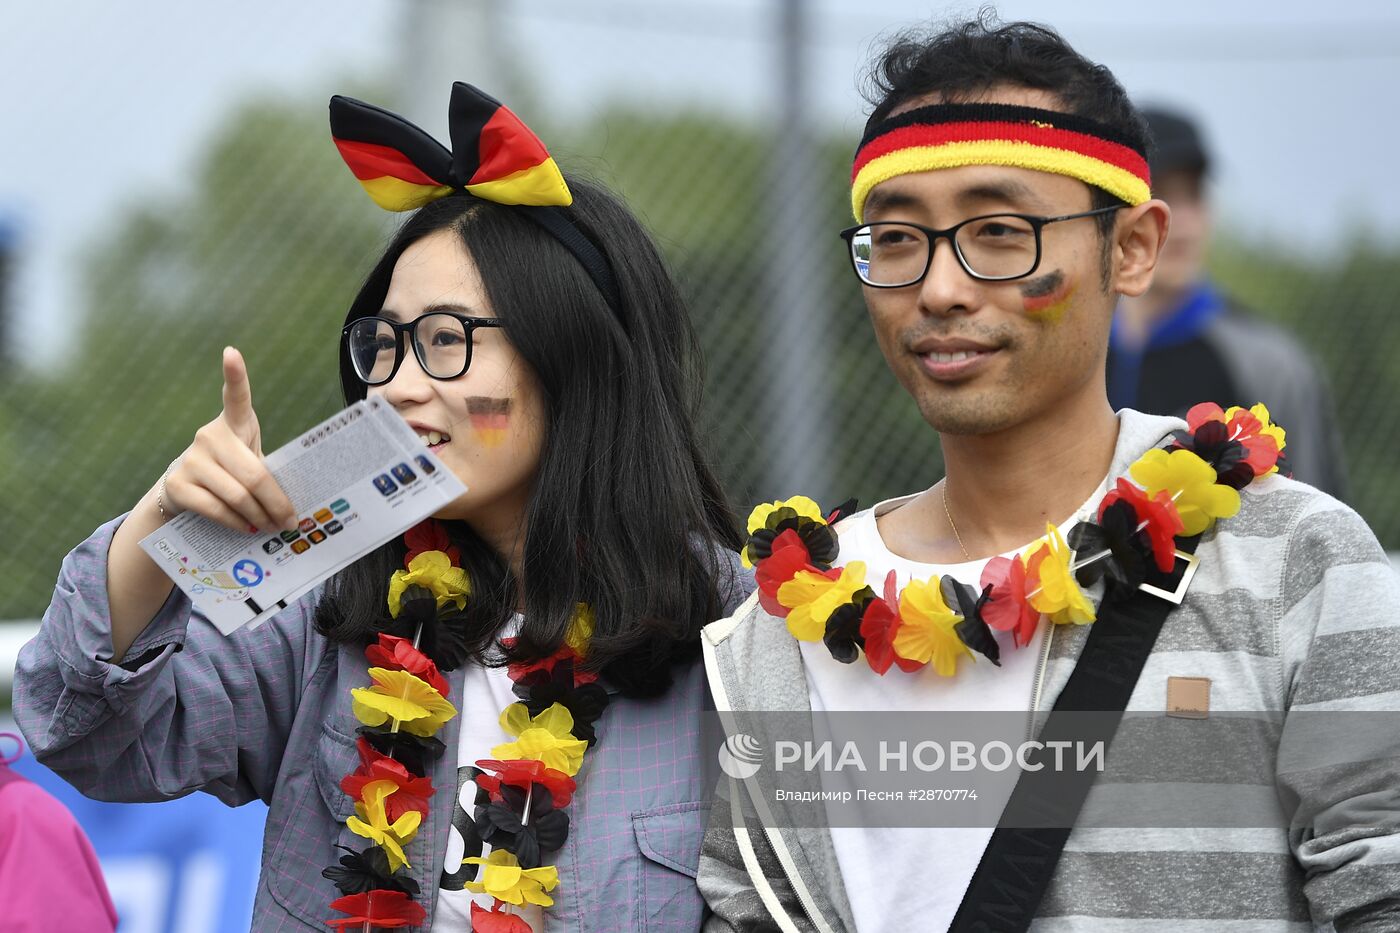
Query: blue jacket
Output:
[[1107, 282, 1346, 498]]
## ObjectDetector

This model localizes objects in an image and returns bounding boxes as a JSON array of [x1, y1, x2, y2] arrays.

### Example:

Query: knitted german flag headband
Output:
[[330, 82, 620, 310], [851, 103, 1151, 221]]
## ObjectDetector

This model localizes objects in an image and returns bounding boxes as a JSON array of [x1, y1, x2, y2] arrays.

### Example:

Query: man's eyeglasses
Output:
[[839, 206, 1122, 287], [341, 311, 505, 386]]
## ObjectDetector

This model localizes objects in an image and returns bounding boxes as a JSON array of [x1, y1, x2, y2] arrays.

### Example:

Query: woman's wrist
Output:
[[154, 457, 181, 523]]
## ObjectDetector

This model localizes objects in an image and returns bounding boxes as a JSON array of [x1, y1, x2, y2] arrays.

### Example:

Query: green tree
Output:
[[1, 93, 385, 616]]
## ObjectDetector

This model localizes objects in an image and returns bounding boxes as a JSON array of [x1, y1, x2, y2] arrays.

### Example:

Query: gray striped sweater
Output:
[[698, 409, 1400, 932]]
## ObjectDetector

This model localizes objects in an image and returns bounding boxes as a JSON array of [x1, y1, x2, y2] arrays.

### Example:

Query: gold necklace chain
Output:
[[941, 480, 972, 562]]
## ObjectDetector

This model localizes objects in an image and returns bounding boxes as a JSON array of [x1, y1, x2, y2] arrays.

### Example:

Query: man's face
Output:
[[859, 88, 1123, 436], [1146, 169, 1209, 295]]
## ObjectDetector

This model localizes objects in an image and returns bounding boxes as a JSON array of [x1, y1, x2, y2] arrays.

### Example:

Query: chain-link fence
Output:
[[3, 2, 1399, 625]]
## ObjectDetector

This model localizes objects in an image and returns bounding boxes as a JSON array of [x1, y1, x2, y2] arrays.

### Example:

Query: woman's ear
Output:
[[1112, 198, 1171, 298]]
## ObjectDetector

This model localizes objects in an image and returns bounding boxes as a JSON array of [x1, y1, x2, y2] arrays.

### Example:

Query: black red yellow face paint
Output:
[[1020, 270, 1074, 323], [466, 397, 511, 447]]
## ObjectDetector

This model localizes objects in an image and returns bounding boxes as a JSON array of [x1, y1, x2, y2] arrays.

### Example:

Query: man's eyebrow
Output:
[[864, 178, 1049, 221], [957, 180, 1045, 210], [863, 187, 922, 218]]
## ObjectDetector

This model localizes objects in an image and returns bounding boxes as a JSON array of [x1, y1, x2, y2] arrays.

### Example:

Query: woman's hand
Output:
[[162, 347, 298, 533], [106, 347, 297, 660]]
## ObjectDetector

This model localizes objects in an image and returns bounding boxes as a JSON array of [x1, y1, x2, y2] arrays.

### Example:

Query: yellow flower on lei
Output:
[[892, 575, 971, 675], [1130, 448, 1240, 536], [352, 668, 458, 736], [1025, 524, 1096, 625], [565, 603, 595, 655], [346, 779, 422, 872], [776, 562, 868, 642], [492, 702, 588, 776], [387, 550, 471, 618], [741, 495, 825, 566], [462, 849, 560, 906]]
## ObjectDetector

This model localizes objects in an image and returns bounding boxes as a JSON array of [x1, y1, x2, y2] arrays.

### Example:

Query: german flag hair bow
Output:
[[330, 83, 619, 309], [331, 82, 571, 212]]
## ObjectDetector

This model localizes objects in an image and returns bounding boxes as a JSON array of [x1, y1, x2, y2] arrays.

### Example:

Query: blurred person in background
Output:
[[1109, 106, 1347, 498], [14, 84, 748, 931], [0, 733, 117, 932]]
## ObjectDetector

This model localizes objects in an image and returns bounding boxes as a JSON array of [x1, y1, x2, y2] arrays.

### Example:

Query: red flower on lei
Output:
[[859, 570, 924, 675], [403, 519, 461, 566], [471, 902, 535, 932], [755, 528, 819, 616], [1186, 402, 1284, 476], [980, 554, 1041, 648], [365, 633, 450, 697], [327, 890, 426, 929], [1098, 477, 1185, 573], [506, 644, 599, 686], [339, 738, 434, 824], [473, 758, 577, 809]]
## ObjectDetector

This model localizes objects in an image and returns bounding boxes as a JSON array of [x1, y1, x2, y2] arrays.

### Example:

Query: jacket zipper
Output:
[[1027, 617, 1054, 742]]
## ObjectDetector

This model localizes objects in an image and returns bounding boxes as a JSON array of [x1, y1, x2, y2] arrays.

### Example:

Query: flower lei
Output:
[[744, 403, 1290, 675], [324, 520, 610, 932]]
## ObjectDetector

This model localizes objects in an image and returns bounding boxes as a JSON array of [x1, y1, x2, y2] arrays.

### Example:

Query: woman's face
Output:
[[367, 228, 547, 540]]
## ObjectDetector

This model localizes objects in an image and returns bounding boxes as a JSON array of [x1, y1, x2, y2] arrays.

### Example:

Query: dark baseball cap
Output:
[[1142, 106, 1211, 179]]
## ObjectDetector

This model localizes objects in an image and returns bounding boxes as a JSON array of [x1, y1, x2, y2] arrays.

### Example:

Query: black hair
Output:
[[862, 9, 1151, 271], [314, 178, 743, 696]]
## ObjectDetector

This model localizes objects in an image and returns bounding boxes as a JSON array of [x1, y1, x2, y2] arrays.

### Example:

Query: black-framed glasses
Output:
[[839, 206, 1122, 287], [341, 311, 505, 386]]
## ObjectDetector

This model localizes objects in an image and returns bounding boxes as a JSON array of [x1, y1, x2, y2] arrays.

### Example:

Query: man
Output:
[[698, 17, 1399, 932], [1109, 106, 1347, 498]]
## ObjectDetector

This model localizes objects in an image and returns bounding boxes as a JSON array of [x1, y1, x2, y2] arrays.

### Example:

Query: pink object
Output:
[[0, 734, 117, 932]]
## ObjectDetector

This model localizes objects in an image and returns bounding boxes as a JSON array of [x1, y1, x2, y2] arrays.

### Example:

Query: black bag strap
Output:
[[947, 534, 1202, 933]]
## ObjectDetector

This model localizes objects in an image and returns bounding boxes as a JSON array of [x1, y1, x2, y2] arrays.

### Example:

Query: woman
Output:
[[14, 84, 748, 931]]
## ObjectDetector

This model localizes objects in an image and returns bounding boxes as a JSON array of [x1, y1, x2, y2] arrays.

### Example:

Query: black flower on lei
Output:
[[1066, 500, 1152, 596], [475, 784, 571, 870], [322, 845, 421, 897], [941, 578, 1001, 666], [822, 589, 874, 664]]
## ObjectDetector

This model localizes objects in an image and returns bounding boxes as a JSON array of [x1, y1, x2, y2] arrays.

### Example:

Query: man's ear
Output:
[[1113, 198, 1171, 297]]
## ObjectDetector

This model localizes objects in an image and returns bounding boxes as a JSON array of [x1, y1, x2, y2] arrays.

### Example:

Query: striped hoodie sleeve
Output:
[[1272, 491, 1400, 931]]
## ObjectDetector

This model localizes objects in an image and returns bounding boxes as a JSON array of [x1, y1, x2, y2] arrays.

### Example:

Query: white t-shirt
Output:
[[432, 619, 545, 931], [803, 481, 1107, 932]]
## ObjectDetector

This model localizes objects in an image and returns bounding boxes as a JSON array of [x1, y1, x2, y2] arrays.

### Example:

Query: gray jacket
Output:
[[698, 410, 1400, 933], [15, 515, 751, 931]]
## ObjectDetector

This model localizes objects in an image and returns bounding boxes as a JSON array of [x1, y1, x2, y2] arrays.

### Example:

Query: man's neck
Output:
[[877, 391, 1120, 564]]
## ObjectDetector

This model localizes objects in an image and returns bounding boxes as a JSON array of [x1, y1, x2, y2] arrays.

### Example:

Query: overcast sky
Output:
[[4, 0, 1398, 367]]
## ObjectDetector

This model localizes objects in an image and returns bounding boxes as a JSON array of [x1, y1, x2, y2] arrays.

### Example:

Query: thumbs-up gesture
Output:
[[161, 348, 298, 533]]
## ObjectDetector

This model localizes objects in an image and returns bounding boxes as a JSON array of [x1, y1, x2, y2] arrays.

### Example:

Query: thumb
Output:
[[220, 347, 259, 443]]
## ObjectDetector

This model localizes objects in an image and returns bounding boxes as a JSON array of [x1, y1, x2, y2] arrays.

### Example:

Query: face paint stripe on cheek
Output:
[[465, 396, 511, 447], [1020, 270, 1075, 323]]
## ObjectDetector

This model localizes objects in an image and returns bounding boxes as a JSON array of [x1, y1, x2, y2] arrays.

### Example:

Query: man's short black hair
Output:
[[862, 10, 1151, 249]]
